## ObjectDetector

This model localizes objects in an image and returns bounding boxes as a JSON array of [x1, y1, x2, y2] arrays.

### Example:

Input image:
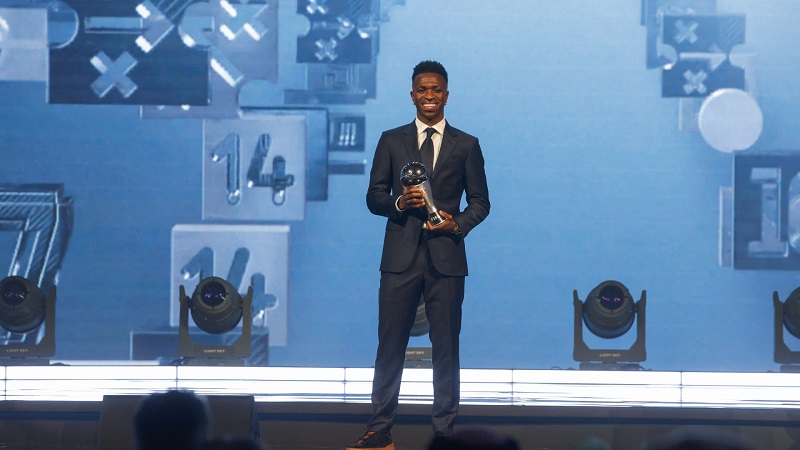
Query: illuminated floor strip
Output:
[[2, 365, 800, 408]]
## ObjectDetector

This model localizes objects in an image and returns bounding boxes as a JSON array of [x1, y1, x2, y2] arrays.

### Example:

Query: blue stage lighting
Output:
[[178, 277, 253, 365], [583, 281, 637, 339], [190, 277, 243, 335], [573, 280, 646, 370], [0, 276, 46, 334]]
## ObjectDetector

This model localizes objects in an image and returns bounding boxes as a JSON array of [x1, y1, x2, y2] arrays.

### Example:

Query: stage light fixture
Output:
[[178, 276, 253, 366], [573, 280, 646, 370], [0, 276, 56, 365], [772, 288, 800, 371]]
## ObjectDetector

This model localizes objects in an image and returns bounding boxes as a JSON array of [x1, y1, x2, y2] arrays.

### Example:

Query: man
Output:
[[348, 60, 490, 450]]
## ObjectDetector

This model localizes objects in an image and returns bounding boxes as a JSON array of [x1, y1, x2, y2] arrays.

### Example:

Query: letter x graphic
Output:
[[674, 19, 699, 45], [89, 51, 138, 98]]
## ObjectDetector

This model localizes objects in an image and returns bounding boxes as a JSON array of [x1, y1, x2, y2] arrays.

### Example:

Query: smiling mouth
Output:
[[422, 103, 437, 110]]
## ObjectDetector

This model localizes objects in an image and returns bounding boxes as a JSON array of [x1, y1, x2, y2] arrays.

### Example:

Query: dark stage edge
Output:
[[3, 400, 800, 449]]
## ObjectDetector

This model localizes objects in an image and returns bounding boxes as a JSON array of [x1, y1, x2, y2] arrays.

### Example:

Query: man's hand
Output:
[[399, 186, 426, 210], [427, 210, 459, 234]]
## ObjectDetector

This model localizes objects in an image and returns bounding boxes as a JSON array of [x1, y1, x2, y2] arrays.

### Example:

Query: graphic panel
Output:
[[203, 114, 306, 221]]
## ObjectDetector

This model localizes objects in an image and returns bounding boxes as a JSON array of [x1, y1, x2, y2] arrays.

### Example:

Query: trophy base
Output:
[[428, 212, 445, 226]]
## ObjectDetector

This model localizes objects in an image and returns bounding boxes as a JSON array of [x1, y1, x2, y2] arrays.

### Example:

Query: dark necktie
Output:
[[420, 127, 436, 173]]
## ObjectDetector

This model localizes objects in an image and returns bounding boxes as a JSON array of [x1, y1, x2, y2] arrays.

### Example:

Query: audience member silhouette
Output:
[[427, 426, 520, 450], [133, 389, 211, 450]]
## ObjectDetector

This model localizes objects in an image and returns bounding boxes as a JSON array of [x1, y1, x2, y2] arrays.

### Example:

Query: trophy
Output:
[[400, 162, 444, 226]]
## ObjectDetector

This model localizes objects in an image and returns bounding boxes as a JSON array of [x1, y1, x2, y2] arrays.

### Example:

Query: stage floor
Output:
[[2, 365, 800, 449]]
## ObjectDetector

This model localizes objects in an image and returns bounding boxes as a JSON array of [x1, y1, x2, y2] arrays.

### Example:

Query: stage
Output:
[[2, 365, 800, 449]]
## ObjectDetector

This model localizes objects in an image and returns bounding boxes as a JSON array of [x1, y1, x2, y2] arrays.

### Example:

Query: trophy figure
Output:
[[400, 162, 445, 226]]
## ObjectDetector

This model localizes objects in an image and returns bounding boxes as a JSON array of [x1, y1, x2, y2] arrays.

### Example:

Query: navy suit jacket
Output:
[[366, 121, 490, 276]]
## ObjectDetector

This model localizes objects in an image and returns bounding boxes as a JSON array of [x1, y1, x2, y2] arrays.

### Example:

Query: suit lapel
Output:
[[401, 122, 419, 164], [432, 124, 457, 181]]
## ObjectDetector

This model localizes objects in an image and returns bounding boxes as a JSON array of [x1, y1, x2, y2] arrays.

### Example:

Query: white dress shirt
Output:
[[415, 117, 446, 170]]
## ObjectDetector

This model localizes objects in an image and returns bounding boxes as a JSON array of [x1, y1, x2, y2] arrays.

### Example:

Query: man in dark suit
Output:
[[347, 60, 490, 450]]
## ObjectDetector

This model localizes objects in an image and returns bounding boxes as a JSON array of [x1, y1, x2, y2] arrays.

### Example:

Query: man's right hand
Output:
[[399, 186, 426, 210]]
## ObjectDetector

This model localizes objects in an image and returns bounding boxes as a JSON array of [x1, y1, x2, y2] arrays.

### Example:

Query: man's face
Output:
[[411, 72, 449, 126]]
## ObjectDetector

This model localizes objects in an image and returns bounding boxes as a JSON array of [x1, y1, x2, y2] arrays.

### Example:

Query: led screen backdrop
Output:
[[1, 0, 799, 372]]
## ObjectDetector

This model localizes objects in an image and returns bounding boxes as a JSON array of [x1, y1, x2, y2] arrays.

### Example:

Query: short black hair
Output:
[[412, 60, 448, 84], [134, 390, 210, 450]]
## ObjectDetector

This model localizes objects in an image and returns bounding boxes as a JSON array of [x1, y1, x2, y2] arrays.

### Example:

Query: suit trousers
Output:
[[369, 230, 465, 435]]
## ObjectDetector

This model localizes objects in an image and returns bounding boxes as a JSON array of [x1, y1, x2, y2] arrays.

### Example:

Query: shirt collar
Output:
[[414, 118, 446, 137]]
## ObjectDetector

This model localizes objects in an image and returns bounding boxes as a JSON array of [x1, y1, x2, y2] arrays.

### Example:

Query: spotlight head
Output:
[[0, 276, 46, 334], [782, 287, 800, 339], [583, 280, 636, 339], [573, 280, 646, 367], [2, 278, 28, 306], [178, 279, 254, 364], [189, 277, 243, 335], [772, 289, 800, 369]]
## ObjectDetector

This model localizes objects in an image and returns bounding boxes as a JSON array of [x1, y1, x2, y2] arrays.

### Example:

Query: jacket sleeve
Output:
[[366, 131, 403, 220], [454, 138, 490, 236]]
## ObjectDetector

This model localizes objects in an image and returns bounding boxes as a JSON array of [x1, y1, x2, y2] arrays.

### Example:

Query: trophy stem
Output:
[[428, 210, 445, 226]]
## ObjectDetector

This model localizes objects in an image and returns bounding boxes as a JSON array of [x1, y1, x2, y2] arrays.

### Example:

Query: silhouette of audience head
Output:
[[134, 389, 211, 450], [428, 426, 519, 450], [646, 426, 757, 450]]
